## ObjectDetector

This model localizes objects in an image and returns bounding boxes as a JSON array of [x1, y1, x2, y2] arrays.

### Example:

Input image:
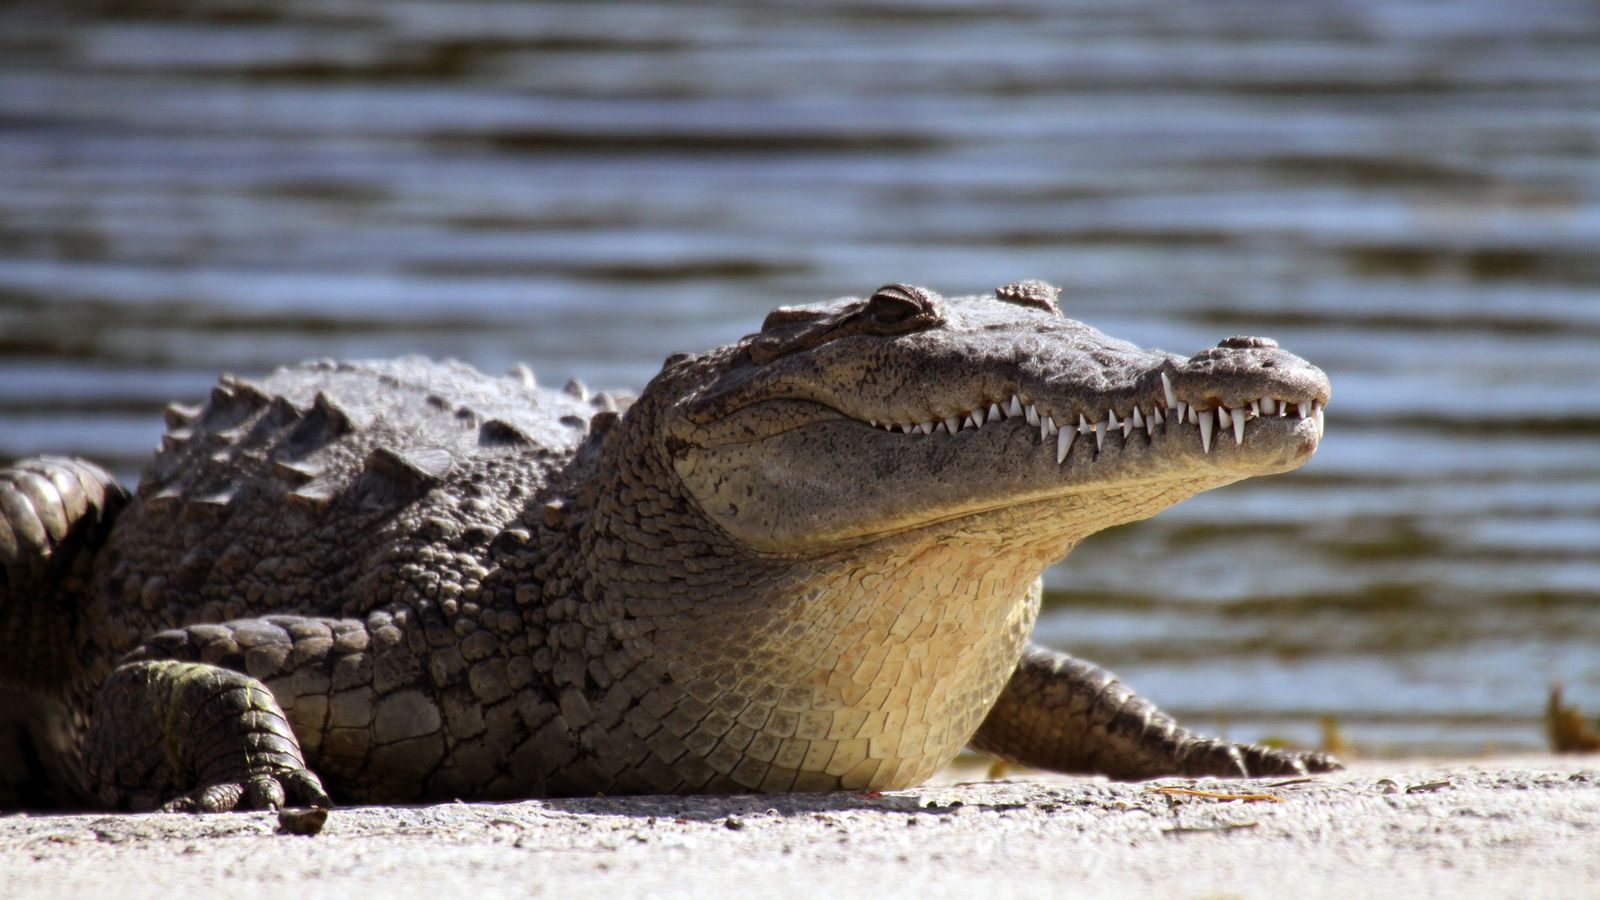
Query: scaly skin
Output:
[[0, 282, 1336, 811]]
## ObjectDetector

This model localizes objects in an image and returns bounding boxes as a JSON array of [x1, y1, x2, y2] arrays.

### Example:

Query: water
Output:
[[2, 0, 1597, 757]]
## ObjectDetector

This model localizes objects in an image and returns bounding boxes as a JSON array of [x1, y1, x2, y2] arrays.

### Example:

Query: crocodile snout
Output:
[[1168, 337, 1330, 414]]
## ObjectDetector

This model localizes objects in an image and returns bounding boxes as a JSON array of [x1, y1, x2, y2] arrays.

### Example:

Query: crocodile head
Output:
[[566, 280, 1332, 791], [658, 281, 1330, 557]]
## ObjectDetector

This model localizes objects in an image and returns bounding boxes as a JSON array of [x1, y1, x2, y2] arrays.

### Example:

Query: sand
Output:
[[3, 756, 1596, 899]]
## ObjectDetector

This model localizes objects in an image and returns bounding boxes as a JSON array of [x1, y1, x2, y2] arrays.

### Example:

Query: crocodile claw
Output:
[[1216, 742, 1342, 778]]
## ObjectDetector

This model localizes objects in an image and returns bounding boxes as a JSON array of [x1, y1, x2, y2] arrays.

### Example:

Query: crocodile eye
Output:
[[864, 283, 938, 330]]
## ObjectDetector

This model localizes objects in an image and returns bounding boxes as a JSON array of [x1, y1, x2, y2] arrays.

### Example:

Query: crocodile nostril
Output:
[[1217, 336, 1279, 350]]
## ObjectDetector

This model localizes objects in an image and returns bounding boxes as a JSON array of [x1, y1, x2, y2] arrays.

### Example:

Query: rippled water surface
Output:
[[3, 0, 1598, 756]]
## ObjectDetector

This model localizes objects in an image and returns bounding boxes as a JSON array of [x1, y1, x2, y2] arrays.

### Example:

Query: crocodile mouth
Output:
[[851, 372, 1326, 460], [686, 375, 1326, 468], [673, 377, 1327, 555]]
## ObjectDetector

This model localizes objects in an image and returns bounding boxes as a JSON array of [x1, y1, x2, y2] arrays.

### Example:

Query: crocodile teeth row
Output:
[[868, 386, 1325, 458]]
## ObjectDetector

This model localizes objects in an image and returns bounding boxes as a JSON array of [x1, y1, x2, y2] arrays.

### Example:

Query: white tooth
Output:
[[1217, 406, 1231, 429], [1187, 405, 1197, 425], [1198, 409, 1213, 453], [934, 421, 948, 434], [944, 415, 960, 433], [1233, 408, 1246, 445], [1161, 372, 1177, 409], [1298, 400, 1311, 419], [964, 414, 979, 430], [1093, 421, 1104, 451], [1151, 407, 1164, 426], [869, 419, 877, 427], [1041, 415, 1057, 439], [1132, 407, 1144, 428], [1314, 402, 1325, 436], [1025, 404, 1039, 427], [1261, 397, 1277, 414], [1250, 399, 1261, 416], [885, 423, 896, 431], [1279, 404, 1288, 417], [917, 421, 934, 435], [1078, 414, 1092, 434], [974, 407, 987, 427], [900, 423, 915, 434], [1106, 409, 1120, 429], [1177, 401, 1188, 424], [1008, 395, 1024, 417], [1121, 416, 1133, 439], [989, 402, 1003, 421], [1056, 427, 1075, 463], [1146, 411, 1158, 437]]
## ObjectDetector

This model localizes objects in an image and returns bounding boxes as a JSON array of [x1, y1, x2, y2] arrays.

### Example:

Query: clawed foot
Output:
[[163, 768, 331, 813], [90, 660, 333, 814], [1215, 741, 1342, 778]]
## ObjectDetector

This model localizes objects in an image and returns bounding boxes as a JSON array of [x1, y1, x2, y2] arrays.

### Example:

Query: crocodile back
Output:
[[80, 358, 613, 660]]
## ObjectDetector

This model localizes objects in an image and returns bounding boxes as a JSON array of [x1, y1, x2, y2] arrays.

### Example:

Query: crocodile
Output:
[[0, 281, 1335, 812]]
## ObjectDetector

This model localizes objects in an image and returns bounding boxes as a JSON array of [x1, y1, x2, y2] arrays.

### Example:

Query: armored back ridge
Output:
[[0, 283, 1334, 811]]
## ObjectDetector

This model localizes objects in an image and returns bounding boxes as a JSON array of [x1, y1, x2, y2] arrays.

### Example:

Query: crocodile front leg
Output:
[[87, 659, 330, 812], [84, 610, 517, 809], [83, 614, 379, 812], [971, 645, 1340, 779]]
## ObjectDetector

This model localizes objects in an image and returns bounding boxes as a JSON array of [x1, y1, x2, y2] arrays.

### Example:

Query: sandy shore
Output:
[[3, 756, 1596, 899]]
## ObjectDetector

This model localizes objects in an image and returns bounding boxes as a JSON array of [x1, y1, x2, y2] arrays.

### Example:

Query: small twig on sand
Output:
[[1146, 787, 1284, 803], [1163, 820, 1261, 835]]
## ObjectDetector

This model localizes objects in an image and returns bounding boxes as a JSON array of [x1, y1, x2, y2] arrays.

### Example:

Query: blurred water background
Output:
[[2, 0, 1598, 757]]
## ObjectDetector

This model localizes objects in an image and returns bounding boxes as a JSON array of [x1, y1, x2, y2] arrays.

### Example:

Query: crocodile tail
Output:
[[0, 457, 128, 688]]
